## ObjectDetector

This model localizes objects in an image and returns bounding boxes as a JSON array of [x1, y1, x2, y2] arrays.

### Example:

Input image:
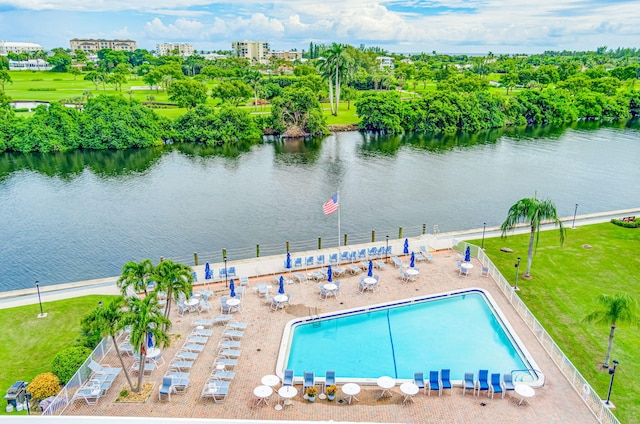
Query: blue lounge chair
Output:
[[227, 266, 237, 277], [158, 376, 173, 401], [441, 369, 452, 395], [503, 373, 515, 392], [324, 370, 335, 392], [368, 247, 378, 258], [303, 371, 315, 397], [329, 253, 338, 264], [476, 369, 489, 397], [283, 369, 294, 387], [293, 257, 303, 269], [391, 256, 404, 268], [463, 372, 475, 396], [306, 256, 314, 268], [316, 255, 325, 266], [428, 370, 441, 396], [489, 373, 504, 399], [414, 372, 426, 394]]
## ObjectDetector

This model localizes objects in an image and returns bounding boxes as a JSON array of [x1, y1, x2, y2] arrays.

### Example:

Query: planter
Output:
[[327, 394, 336, 401], [307, 396, 316, 403]]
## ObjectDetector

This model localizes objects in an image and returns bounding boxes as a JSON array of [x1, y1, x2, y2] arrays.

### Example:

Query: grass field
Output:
[[477, 222, 640, 423], [0, 294, 116, 415]]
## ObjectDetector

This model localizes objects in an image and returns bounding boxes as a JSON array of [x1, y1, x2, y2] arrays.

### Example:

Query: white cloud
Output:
[[144, 17, 206, 39]]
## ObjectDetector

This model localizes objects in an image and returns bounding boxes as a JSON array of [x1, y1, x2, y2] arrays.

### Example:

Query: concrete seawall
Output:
[[2, 207, 637, 310]]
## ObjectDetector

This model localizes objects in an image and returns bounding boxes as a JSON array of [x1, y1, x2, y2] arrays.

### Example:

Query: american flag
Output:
[[323, 193, 339, 216]]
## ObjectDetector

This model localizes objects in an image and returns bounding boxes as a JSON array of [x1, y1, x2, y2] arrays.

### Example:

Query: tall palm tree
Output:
[[122, 294, 170, 392], [118, 259, 154, 296], [501, 196, 565, 277], [81, 296, 134, 390], [153, 259, 193, 324], [584, 293, 636, 367], [318, 43, 349, 116], [242, 69, 262, 111]]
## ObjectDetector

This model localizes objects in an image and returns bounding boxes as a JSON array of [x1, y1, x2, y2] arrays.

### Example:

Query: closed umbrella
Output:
[[367, 260, 373, 277], [278, 276, 285, 294], [464, 246, 471, 262], [285, 252, 292, 270], [147, 331, 154, 348], [410, 252, 415, 268], [403, 238, 409, 255], [229, 279, 236, 297], [204, 262, 211, 279], [327, 266, 333, 283]]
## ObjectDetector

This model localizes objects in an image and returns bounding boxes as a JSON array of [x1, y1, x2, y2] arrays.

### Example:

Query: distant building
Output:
[[376, 56, 394, 70], [0, 41, 44, 56], [70, 39, 137, 53], [231, 41, 270, 64], [203, 53, 226, 60], [270, 50, 303, 61], [8, 59, 51, 71], [157, 42, 195, 57]]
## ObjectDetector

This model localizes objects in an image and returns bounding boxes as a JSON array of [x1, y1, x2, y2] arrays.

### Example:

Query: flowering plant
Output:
[[326, 385, 337, 395], [305, 386, 318, 397]]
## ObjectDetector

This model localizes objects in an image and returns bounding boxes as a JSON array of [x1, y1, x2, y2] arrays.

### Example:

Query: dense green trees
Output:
[[172, 104, 262, 145], [167, 79, 208, 109]]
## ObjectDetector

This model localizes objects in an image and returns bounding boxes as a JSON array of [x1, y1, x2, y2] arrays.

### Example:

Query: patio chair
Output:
[[399, 268, 411, 283], [283, 369, 294, 387], [183, 343, 205, 353], [368, 247, 378, 258], [159, 376, 174, 401], [192, 318, 213, 327], [316, 255, 326, 266], [318, 283, 332, 300], [227, 266, 237, 277], [441, 369, 452, 395], [222, 329, 244, 340], [463, 372, 475, 396], [74, 383, 103, 405], [219, 268, 227, 279], [218, 347, 241, 358], [201, 378, 231, 403], [239, 276, 249, 286], [329, 253, 338, 264], [480, 266, 489, 277], [89, 360, 122, 377], [324, 370, 336, 392], [227, 321, 248, 330], [358, 276, 367, 294], [212, 314, 232, 325], [358, 249, 367, 260], [489, 373, 504, 399], [303, 371, 315, 397], [130, 361, 156, 376], [220, 296, 231, 314], [219, 338, 241, 349], [428, 370, 441, 396], [294, 272, 307, 284], [503, 373, 515, 393], [187, 335, 209, 344], [391, 256, 404, 268], [348, 264, 361, 275], [374, 260, 386, 270], [476, 370, 489, 397], [176, 302, 188, 317], [293, 257, 303, 269], [414, 372, 426, 394], [172, 376, 190, 395], [169, 360, 194, 372], [193, 328, 213, 337], [215, 356, 239, 368], [212, 369, 236, 381], [305, 256, 314, 268], [198, 299, 212, 314], [176, 350, 199, 361], [340, 251, 350, 262]]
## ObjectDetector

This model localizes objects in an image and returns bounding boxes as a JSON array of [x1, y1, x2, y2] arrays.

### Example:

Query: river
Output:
[[0, 120, 638, 291]]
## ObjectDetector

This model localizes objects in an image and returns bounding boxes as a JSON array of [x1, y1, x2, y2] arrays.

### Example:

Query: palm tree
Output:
[[501, 196, 565, 277], [118, 259, 154, 296], [122, 294, 170, 392], [318, 43, 350, 116], [584, 293, 636, 367], [153, 259, 193, 324], [242, 69, 262, 111], [81, 296, 134, 390]]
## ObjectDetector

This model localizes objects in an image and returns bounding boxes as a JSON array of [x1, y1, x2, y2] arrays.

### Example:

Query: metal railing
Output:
[[452, 242, 620, 424], [42, 336, 116, 415]]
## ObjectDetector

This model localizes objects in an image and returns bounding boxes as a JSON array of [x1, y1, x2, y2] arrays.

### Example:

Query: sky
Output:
[[0, 0, 638, 55]]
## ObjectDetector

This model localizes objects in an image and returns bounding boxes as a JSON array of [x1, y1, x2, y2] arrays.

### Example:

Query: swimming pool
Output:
[[277, 288, 542, 385]]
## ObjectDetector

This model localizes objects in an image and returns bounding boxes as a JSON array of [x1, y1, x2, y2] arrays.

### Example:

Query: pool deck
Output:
[[62, 250, 599, 423]]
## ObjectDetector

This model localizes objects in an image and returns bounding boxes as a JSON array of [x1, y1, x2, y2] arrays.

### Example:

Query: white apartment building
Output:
[[270, 50, 303, 61], [376, 56, 395, 70], [157, 42, 195, 57], [70, 39, 137, 53], [0, 41, 44, 56], [231, 40, 270, 64]]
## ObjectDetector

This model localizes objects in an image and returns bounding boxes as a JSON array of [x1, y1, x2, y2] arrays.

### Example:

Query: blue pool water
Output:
[[283, 290, 535, 381]]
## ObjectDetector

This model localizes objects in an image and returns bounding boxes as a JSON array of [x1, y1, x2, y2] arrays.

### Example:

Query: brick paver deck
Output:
[[63, 251, 598, 423]]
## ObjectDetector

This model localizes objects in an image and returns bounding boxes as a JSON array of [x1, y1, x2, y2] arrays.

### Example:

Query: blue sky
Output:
[[0, 0, 638, 54]]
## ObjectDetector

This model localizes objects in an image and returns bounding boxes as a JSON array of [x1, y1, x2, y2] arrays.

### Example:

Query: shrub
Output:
[[27, 88, 57, 91], [611, 218, 640, 228], [26, 372, 61, 402], [51, 346, 91, 384]]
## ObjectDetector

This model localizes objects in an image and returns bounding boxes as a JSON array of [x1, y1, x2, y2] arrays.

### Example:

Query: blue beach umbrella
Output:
[[285, 252, 292, 270], [327, 266, 333, 283], [465, 246, 471, 262], [367, 260, 373, 277], [229, 279, 236, 297], [278, 276, 285, 294], [147, 331, 154, 348], [403, 238, 409, 255], [204, 262, 211, 279], [410, 252, 415, 268]]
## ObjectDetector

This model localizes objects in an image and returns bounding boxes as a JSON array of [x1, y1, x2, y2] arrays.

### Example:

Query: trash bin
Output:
[[4, 381, 27, 409]]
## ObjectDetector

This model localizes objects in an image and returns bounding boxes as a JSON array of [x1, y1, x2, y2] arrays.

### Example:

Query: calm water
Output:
[[0, 120, 639, 291], [286, 292, 528, 380]]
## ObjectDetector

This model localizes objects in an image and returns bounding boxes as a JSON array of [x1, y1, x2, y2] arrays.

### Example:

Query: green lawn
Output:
[[0, 294, 115, 415], [476, 223, 640, 423]]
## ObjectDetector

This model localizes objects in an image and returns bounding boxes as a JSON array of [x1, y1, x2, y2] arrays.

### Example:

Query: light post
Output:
[[481, 222, 486, 250], [385, 235, 389, 263], [605, 360, 619, 406], [25, 392, 31, 416], [514, 257, 521, 291], [223, 255, 228, 288], [35, 280, 47, 318], [572, 203, 578, 229]]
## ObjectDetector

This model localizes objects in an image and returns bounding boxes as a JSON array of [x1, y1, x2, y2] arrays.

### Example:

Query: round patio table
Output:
[[341, 383, 360, 404], [377, 376, 395, 398]]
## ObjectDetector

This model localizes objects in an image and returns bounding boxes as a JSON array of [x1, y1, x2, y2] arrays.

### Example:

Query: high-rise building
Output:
[[157, 43, 195, 57], [70, 39, 137, 53], [231, 41, 270, 64], [0, 41, 44, 56]]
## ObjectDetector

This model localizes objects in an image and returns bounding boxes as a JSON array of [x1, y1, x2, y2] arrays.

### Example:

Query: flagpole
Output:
[[337, 189, 341, 265]]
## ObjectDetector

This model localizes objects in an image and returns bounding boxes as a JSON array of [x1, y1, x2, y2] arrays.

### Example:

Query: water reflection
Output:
[[272, 136, 323, 164]]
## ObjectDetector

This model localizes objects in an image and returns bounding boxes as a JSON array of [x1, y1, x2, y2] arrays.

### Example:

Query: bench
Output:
[[621, 216, 636, 222]]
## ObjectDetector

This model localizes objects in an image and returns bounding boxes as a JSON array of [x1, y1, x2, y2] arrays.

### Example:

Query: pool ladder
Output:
[[308, 307, 321, 326]]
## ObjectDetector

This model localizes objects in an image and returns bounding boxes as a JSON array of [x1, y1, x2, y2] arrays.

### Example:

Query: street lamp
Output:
[[514, 257, 521, 291], [223, 255, 228, 288], [386, 235, 389, 263], [572, 203, 578, 229], [35, 280, 47, 318], [25, 392, 31, 416], [605, 360, 619, 406], [481, 222, 486, 250]]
